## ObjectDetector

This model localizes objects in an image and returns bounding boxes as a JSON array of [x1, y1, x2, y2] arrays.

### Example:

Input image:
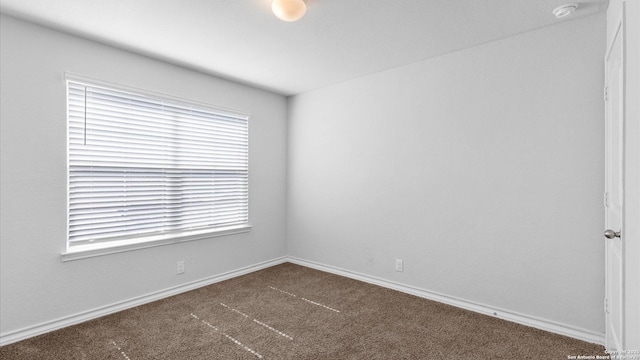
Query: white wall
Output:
[[0, 10, 612, 345], [0, 15, 288, 339], [288, 14, 606, 335]]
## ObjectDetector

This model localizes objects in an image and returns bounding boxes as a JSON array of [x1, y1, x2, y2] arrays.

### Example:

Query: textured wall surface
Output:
[[288, 14, 606, 334], [0, 15, 288, 336]]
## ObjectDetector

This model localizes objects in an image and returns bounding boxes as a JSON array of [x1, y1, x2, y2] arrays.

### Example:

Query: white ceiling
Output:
[[0, 0, 607, 96]]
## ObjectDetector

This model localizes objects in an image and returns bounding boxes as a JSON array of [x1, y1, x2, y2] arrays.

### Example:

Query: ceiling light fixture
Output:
[[552, 3, 578, 19], [272, 0, 306, 22]]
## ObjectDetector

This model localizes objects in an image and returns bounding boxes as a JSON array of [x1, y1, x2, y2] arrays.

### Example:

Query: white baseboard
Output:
[[0, 257, 287, 346], [0, 256, 605, 347], [287, 256, 605, 346]]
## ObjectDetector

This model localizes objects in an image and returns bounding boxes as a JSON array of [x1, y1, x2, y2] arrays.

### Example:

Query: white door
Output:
[[604, 19, 625, 351]]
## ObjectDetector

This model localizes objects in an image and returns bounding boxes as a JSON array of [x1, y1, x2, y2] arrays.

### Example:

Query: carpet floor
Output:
[[0, 262, 607, 359]]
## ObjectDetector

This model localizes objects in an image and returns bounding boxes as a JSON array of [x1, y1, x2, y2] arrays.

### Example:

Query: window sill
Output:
[[61, 224, 252, 262]]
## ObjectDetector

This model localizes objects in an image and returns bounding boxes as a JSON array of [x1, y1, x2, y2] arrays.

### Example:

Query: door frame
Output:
[[604, 16, 625, 351], [605, 0, 640, 351]]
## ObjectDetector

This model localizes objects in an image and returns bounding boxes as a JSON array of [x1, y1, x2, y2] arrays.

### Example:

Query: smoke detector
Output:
[[553, 3, 578, 19]]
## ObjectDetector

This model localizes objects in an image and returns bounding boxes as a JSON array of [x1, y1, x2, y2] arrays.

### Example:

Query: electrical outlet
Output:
[[395, 259, 403, 272], [177, 261, 185, 274]]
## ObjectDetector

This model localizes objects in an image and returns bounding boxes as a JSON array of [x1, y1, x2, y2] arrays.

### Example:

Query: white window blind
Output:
[[67, 80, 249, 249]]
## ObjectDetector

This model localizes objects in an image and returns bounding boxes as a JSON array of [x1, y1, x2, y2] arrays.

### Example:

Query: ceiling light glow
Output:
[[272, 0, 306, 22]]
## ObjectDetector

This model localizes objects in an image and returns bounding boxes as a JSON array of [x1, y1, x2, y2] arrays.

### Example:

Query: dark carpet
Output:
[[0, 263, 607, 359]]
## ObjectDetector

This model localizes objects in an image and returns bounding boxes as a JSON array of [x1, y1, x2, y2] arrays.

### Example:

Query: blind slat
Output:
[[67, 80, 249, 246]]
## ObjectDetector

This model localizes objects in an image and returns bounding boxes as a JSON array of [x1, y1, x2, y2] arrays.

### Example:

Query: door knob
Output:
[[604, 229, 621, 239]]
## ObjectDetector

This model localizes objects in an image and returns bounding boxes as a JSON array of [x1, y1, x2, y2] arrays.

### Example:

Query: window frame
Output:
[[62, 73, 251, 262]]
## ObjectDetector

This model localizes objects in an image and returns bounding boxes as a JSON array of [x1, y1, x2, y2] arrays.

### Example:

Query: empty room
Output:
[[0, 0, 638, 359]]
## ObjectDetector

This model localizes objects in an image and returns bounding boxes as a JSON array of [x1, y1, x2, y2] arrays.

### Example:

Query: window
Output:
[[65, 76, 250, 258]]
